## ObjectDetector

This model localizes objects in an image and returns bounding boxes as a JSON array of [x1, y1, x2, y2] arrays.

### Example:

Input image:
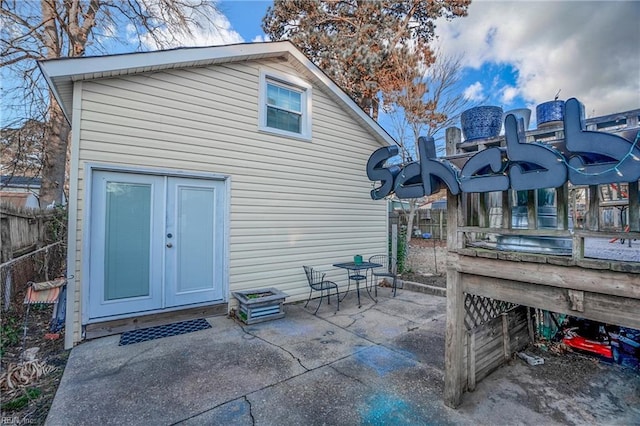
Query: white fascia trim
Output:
[[64, 81, 82, 349], [39, 41, 292, 79], [258, 68, 313, 141], [38, 42, 290, 123], [37, 61, 72, 124]]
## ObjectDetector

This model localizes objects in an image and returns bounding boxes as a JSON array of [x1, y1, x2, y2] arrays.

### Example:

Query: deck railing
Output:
[[443, 108, 640, 269]]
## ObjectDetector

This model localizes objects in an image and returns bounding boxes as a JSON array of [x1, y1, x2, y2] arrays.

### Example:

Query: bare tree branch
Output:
[[2, 0, 222, 205], [263, 0, 470, 120], [384, 46, 471, 244]]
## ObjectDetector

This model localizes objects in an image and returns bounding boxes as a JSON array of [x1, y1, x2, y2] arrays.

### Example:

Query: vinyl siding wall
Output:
[[70, 57, 388, 343]]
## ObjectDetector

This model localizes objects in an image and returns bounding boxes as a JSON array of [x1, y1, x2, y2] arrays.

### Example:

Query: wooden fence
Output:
[[0, 203, 67, 312], [0, 204, 58, 256], [416, 208, 447, 240], [0, 241, 66, 313], [390, 208, 448, 240]]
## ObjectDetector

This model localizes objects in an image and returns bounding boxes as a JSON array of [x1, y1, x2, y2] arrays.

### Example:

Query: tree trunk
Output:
[[39, 101, 70, 206], [371, 97, 379, 121], [38, 0, 66, 206], [405, 198, 418, 246]]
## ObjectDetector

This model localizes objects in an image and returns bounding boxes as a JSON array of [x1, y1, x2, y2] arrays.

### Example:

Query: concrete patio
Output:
[[46, 288, 640, 425]]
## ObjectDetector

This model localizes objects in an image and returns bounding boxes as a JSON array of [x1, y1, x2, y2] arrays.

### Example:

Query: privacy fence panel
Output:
[[390, 208, 448, 241], [0, 204, 67, 312], [0, 204, 56, 255]]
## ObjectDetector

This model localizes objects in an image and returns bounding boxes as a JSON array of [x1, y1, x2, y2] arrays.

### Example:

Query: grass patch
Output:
[[1, 316, 22, 358], [1, 387, 42, 412]]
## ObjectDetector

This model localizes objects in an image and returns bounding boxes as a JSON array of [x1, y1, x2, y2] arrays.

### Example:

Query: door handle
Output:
[[166, 243, 173, 248]]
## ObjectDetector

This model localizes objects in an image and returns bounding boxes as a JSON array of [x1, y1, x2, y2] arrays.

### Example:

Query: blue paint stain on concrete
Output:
[[202, 398, 249, 423], [394, 348, 418, 362], [360, 392, 427, 425], [354, 346, 416, 376]]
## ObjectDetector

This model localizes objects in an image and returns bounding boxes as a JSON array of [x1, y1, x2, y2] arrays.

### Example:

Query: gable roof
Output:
[[38, 41, 395, 147]]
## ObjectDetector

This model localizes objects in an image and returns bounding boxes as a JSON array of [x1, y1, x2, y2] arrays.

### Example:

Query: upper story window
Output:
[[259, 70, 312, 140], [267, 82, 302, 133]]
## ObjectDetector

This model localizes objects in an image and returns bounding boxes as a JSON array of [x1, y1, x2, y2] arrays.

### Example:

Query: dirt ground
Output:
[[464, 342, 640, 424], [400, 271, 447, 288], [1, 298, 69, 424], [401, 238, 447, 287]]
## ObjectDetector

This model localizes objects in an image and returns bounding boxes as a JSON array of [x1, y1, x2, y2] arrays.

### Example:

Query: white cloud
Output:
[[252, 34, 271, 43], [464, 82, 485, 101], [435, 0, 640, 115], [501, 86, 519, 104], [136, 3, 244, 49], [102, 23, 118, 39]]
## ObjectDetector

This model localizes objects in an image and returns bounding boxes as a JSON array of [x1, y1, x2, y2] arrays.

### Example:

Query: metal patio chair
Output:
[[369, 255, 399, 297], [303, 266, 340, 314]]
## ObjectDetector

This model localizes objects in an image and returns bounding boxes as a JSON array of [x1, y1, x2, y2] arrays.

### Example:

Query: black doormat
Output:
[[119, 318, 211, 346]]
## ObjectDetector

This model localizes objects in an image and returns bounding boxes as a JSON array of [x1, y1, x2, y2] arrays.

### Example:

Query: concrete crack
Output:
[[342, 316, 357, 328], [239, 324, 310, 372], [169, 395, 251, 425], [245, 396, 256, 425], [338, 302, 378, 329], [369, 305, 425, 329], [83, 347, 153, 381], [329, 364, 365, 385], [358, 301, 378, 314]]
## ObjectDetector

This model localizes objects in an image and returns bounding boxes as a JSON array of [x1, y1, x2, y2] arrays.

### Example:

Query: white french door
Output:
[[165, 177, 224, 307], [89, 171, 225, 320]]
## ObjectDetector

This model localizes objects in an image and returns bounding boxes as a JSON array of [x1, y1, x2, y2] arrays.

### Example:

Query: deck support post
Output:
[[444, 268, 465, 408], [445, 185, 466, 408]]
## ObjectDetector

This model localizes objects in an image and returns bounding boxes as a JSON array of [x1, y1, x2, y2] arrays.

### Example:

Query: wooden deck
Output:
[[442, 109, 640, 407]]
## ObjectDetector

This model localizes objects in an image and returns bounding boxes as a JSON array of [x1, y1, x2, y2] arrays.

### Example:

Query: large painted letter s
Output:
[[367, 145, 400, 200]]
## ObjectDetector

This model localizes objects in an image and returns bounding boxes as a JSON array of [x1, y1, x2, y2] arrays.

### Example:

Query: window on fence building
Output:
[[259, 70, 312, 140]]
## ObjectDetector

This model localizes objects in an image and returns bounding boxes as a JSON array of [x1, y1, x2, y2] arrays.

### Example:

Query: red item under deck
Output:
[[563, 335, 613, 359]]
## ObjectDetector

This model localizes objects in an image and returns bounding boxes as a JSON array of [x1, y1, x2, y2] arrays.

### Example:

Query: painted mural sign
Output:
[[367, 98, 640, 200]]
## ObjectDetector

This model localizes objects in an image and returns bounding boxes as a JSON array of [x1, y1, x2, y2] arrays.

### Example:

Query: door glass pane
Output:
[[178, 187, 215, 292], [104, 182, 151, 300]]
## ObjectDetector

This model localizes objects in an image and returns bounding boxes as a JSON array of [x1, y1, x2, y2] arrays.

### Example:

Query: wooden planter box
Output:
[[232, 288, 288, 325]]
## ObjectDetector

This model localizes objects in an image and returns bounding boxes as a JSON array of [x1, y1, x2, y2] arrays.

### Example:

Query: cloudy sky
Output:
[[434, 0, 640, 118], [200, 0, 640, 123], [4, 1, 637, 130]]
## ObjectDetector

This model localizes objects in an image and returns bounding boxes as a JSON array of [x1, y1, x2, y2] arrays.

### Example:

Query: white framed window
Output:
[[259, 69, 312, 140]]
